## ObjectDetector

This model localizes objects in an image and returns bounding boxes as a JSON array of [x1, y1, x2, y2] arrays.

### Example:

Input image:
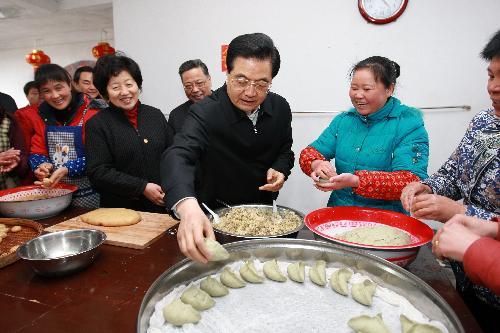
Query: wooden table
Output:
[[0, 207, 482, 333]]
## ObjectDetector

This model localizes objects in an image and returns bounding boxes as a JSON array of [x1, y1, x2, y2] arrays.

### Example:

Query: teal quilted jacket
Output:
[[310, 97, 429, 213]]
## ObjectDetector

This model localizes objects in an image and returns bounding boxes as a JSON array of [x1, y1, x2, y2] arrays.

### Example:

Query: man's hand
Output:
[[258, 168, 285, 192], [400, 182, 432, 212], [143, 183, 165, 206], [411, 193, 466, 222], [34, 162, 53, 181], [176, 198, 216, 263]]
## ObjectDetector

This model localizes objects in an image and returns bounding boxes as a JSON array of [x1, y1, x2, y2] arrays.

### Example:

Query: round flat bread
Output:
[[80, 208, 141, 227]]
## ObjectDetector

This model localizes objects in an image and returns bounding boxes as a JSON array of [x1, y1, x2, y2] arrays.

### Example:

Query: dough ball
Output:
[[239, 260, 264, 283], [180, 286, 215, 311], [10, 226, 22, 233], [263, 259, 287, 282], [205, 238, 229, 261], [162, 299, 201, 326], [200, 276, 229, 297]]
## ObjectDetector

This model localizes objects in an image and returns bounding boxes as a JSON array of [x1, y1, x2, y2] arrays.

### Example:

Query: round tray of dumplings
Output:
[[207, 204, 304, 244], [138, 238, 464, 333]]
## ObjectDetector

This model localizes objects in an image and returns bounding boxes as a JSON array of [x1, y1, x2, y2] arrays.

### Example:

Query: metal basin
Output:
[[17, 229, 106, 276], [208, 204, 305, 243], [137, 238, 464, 333]]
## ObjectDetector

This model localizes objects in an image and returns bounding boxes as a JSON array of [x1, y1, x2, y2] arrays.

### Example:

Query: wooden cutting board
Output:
[[45, 211, 178, 249]]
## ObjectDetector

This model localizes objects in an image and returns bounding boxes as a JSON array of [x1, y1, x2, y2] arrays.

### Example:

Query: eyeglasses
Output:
[[183, 80, 206, 92], [230, 76, 271, 94]]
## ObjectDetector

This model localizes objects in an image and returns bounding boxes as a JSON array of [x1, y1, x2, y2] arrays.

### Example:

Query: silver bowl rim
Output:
[[209, 203, 305, 239], [0, 184, 78, 203], [17, 228, 107, 261], [137, 238, 464, 333]]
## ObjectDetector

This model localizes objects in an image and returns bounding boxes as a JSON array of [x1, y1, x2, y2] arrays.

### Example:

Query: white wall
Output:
[[0, 40, 113, 107], [111, 0, 497, 214]]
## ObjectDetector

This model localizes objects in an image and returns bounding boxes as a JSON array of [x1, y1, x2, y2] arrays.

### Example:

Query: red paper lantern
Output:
[[25, 49, 51, 70], [92, 42, 115, 59]]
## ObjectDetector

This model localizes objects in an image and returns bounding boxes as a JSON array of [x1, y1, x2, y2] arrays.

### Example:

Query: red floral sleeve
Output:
[[299, 146, 325, 176], [354, 170, 420, 200]]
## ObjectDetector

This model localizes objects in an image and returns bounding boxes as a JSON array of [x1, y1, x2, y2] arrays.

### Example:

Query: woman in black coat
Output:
[[85, 54, 173, 213]]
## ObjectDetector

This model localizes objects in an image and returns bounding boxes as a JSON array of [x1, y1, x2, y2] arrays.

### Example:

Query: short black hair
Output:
[[73, 66, 94, 83], [92, 52, 142, 99], [23, 81, 38, 96], [351, 56, 400, 89], [226, 33, 280, 78], [178, 59, 210, 78], [34, 64, 71, 89], [481, 30, 500, 61]]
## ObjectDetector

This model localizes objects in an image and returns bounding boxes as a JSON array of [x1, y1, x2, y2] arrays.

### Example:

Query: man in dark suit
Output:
[[161, 33, 294, 263], [0, 91, 18, 114], [168, 59, 212, 134]]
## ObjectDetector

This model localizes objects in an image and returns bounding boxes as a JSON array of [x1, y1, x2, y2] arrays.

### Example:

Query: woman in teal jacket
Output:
[[300, 56, 429, 214]]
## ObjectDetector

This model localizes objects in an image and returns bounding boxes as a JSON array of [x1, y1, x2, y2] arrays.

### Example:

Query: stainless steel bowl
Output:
[[208, 204, 305, 243], [17, 229, 106, 277], [137, 239, 464, 333]]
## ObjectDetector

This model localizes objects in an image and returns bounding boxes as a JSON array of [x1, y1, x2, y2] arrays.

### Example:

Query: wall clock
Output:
[[358, 0, 408, 24]]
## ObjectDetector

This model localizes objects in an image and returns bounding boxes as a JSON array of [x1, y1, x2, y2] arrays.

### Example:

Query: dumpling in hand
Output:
[[240, 260, 264, 283], [200, 276, 229, 297], [287, 261, 305, 283], [263, 259, 287, 282], [180, 286, 215, 311], [351, 279, 377, 306], [330, 268, 353, 296], [220, 267, 246, 288], [309, 260, 327, 286], [163, 299, 201, 326], [400, 314, 443, 333], [347, 313, 390, 333], [205, 238, 230, 261]]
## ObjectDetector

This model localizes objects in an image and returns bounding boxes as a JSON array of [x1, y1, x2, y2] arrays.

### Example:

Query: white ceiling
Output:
[[0, 0, 113, 51]]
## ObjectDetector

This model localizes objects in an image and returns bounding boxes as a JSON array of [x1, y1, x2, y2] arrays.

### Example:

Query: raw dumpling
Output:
[[263, 259, 287, 282], [180, 286, 215, 310], [347, 313, 390, 333], [205, 238, 230, 261], [287, 261, 305, 283], [330, 267, 353, 296], [220, 267, 246, 288], [309, 260, 326, 286], [200, 276, 229, 297], [240, 260, 264, 283], [400, 314, 443, 333], [351, 279, 377, 306], [163, 299, 201, 326]]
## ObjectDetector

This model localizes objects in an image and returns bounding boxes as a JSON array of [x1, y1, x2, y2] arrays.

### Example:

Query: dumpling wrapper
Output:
[[287, 261, 306, 283], [348, 313, 391, 333], [400, 314, 443, 333], [163, 299, 201, 326], [351, 279, 377, 306], [205, 238, 230, 261], [240, 260, 264, 283], [220, 267, 246, 288], [180, 286, 215, 311], [263, 259, 287, 282], [200, 276, 229, 297], [309, 260, 327, 286], [330, 267, 353, 296]]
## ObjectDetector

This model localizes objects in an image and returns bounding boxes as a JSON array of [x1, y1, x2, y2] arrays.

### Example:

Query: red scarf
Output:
[[125, 102, 139, 129]]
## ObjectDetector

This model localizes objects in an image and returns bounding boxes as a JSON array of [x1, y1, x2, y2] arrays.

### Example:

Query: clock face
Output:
[[358, 0, 408, 24]]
